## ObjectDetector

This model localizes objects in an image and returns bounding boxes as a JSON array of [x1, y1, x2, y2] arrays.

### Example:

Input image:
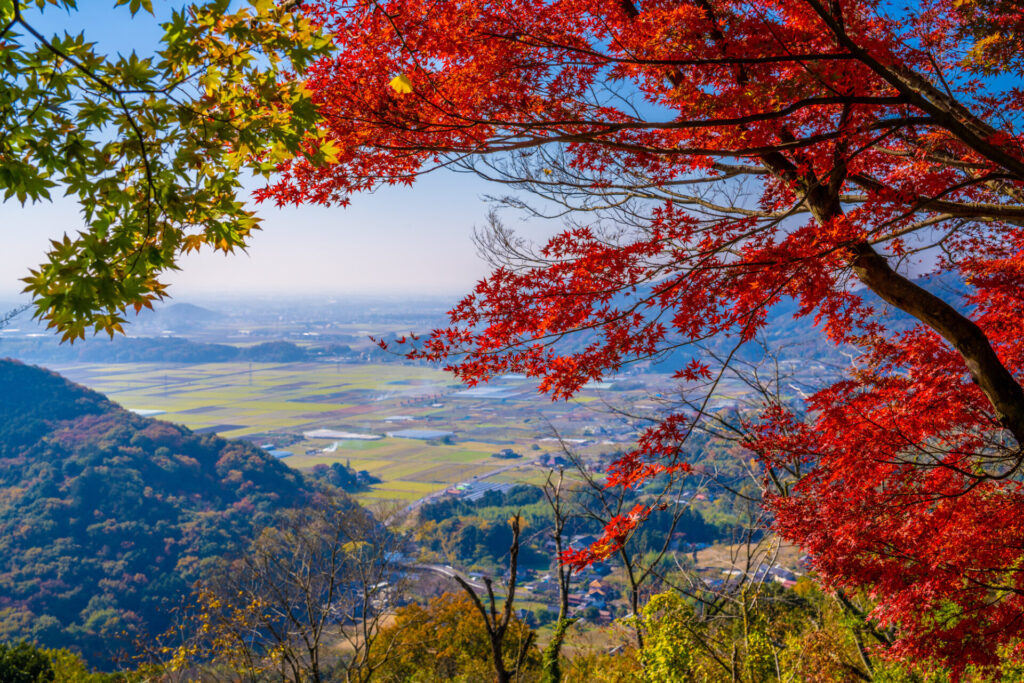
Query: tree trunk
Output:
[[490, 643, 511, 683], [541, 617, 574, 683], [849, 241, 1024, 445], [777, 154, 1024, 448]]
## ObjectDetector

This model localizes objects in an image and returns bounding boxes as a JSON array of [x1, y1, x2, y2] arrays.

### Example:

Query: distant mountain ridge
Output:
[[130, 302, 224, 332], [0, 360, 314, 665], [0, 273, 968, 370], [0, 337, 336, 364]]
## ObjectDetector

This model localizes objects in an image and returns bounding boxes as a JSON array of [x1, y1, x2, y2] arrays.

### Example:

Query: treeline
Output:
[[307, 461, 382, 493], [1, 337, 354, 364], [0, 585, 999, 682], [415, 484, 725, 570], [418, 484, 548, 522], [0, 641, 123, 682], [152, 507, 1024, 682]]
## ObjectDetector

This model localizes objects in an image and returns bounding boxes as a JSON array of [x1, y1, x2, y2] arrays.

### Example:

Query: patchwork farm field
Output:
[[50, 362, 643, 504], [51, 362, 454, 437]]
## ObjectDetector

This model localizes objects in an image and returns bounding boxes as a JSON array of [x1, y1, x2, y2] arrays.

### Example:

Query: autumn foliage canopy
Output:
[[3, 0, 331, 339], [264, 0, 1024, 672]]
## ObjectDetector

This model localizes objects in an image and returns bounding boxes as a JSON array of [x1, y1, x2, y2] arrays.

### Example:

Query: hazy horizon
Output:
[[0, 167, 566, 303]]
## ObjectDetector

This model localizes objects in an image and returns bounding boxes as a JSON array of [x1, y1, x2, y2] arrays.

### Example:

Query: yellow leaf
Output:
[[183, 235, 206, 253], [389, 74, 413, 95], [320, 139, 340, 164]]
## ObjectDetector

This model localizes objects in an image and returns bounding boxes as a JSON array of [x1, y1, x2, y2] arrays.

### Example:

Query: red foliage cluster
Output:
[[750, 226, 1024, 670], [265, 0, 1024, 671], [561, 503, 657, 567]]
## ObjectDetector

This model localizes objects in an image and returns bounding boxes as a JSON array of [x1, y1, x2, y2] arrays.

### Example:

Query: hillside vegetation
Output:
[[0, 360, 314, 664]]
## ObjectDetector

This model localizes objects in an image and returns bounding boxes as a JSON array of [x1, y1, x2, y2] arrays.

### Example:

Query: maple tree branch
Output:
[[849, 241, 1024, 445], [712, 7, 1024, 453], [800, 0, 1024, 180], [490, 24, 861, 68], [849, 173, 1024, 224], [835, 590, 893, 646]]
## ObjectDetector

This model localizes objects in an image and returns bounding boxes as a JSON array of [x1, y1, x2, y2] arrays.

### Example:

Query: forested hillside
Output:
[[0, 360, 313, 664], [1, 337, 330, 364]]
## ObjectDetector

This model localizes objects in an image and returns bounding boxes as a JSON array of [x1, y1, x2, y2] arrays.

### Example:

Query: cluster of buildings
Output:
[[711, 563, 801, 590]]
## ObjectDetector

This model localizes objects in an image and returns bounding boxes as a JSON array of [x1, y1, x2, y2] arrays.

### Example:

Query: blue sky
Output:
[[0, 2, 558, 300], [0, 172, 542, 299]]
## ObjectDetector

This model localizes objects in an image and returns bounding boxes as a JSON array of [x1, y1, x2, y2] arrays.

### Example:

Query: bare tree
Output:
[[435, 514, 536, 683], [166, 494, 407, 682], [538, 469, 575, 683], [551, 436, 697, 650], [632, 341, 896, 681]]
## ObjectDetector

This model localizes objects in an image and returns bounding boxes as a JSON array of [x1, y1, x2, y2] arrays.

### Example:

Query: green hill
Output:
[[0, 360, 313, 666]]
